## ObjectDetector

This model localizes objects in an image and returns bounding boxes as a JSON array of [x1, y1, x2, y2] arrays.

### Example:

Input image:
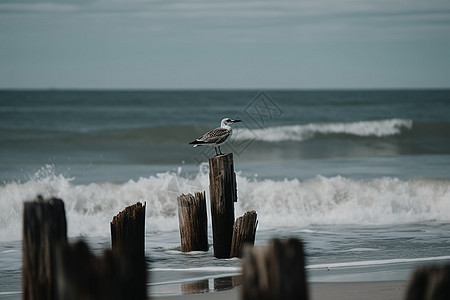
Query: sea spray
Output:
[[0, 165, 211, 241], [1, 165, 449, 242], [237, 175, 450, 228]]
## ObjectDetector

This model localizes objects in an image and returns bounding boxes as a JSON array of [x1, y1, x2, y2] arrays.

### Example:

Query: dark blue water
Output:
[[1, 90, 449, 183]]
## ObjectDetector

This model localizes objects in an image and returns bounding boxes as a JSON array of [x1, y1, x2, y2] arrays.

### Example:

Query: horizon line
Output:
[[1, 87, 450, 92]]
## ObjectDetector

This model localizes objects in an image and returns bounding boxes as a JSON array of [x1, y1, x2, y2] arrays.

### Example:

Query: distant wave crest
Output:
[[233, 119, 413, 142]]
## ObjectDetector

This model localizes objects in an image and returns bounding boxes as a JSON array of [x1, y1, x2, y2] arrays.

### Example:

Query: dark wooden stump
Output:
[[242, 238, 309, 300], [22, 196, 67, 300], [108, 202, 147, 299], [209, 153, 237, 258], [110, 202, 146, 257], [177, 192, 208, 252], [56, 240, 147, 300], [404, 264, 450, 300], [230, 210, 258, 258]]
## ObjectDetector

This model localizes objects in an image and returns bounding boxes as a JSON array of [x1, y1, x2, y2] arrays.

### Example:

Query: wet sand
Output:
[[153, 281, 407, 300]]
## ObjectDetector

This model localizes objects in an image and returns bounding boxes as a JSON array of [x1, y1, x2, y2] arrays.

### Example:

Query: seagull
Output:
[[189, 118, 242, 155]]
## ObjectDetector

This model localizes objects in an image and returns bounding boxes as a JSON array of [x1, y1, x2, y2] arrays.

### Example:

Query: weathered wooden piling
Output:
[[230, 210, 258, 258], [23, 198, 147, 299], [56, 240, 147, 300], [110, 202, 146, 257], [242, 238, 309, 300], [23, 196, 67, 300], [209, 153, 237, 258], [109, 202, 147, 299], [404, 264, 450, 300], [177, 192, 208, 252]]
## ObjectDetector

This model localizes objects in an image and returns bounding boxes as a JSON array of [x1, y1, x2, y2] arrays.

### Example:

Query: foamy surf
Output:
[[308, 255, 450, 270], [233, 119, 413, 142], [1, 164, 449, 242], [151, 266, 241, 273]]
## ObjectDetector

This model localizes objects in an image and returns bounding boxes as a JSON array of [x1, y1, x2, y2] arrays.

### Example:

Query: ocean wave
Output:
[[233, 119, 413, 142], [1, 164, 449, 241], [1, 119, 413, 142]]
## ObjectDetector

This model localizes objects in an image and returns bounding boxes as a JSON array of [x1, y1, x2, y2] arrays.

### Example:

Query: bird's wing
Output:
[[190, 127, 230, 145]]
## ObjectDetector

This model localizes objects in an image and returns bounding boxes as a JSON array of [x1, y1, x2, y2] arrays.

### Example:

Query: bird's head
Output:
[[221, 118, 242, 127]]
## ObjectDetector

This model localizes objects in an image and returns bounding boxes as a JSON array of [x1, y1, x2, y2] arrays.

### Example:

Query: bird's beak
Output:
[[232, 119, 242, 123]]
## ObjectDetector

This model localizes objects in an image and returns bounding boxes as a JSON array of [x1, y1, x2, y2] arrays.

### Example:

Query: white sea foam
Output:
[[0, 164, 210, 241], [237, 175, 450, 229], [308, 255, 450, 270], [233, 119, 413, 142], [1, 164, 449, 241], [151, 266, 241, 273], [343, 248, 380, 252]]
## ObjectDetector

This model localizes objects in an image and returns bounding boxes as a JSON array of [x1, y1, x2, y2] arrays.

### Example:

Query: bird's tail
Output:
[[189, 140, 204, 147]]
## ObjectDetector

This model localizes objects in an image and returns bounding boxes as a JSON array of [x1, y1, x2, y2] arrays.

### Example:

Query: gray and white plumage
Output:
[[189, 118, 241, 155]]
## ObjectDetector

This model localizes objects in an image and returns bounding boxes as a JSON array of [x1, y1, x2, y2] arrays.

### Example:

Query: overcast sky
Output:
[[1, 0, 450, 89]]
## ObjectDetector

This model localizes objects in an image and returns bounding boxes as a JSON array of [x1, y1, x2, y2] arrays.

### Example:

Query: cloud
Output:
[[2, 0, 449, 44], [124, 0, 450, 42], [1, 0, 449, 88], [0, 3, 78, 12]]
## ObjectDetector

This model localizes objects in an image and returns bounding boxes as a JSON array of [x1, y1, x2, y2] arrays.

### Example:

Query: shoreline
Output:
[[0, 281, 408, 300], [152, 280, 408, 300]]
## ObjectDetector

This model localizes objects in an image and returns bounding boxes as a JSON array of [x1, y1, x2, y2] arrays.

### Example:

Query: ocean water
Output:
[[1, 90, 450, 297]]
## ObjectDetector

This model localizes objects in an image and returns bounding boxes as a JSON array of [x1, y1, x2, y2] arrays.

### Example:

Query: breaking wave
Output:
[[233, 119, 413, 142], [1, 163, 449, 241]]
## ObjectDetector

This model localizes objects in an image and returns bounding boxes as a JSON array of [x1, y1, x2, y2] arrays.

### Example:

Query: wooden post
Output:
[[230, 210, 258, 258], [404, 264, 450, 300], [177, 192, 208, 252], [242, 238, 309, 300], [56, 240, 147, 300], [109, 202, 147, 299], [209, 153, 237, 258], [23, 196, 67, 300], [110, 202, 146, 257]]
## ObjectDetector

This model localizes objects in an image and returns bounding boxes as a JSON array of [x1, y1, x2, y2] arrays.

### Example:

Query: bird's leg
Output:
[[218, 146, 223, 155], [214, 147, 219, 156]]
